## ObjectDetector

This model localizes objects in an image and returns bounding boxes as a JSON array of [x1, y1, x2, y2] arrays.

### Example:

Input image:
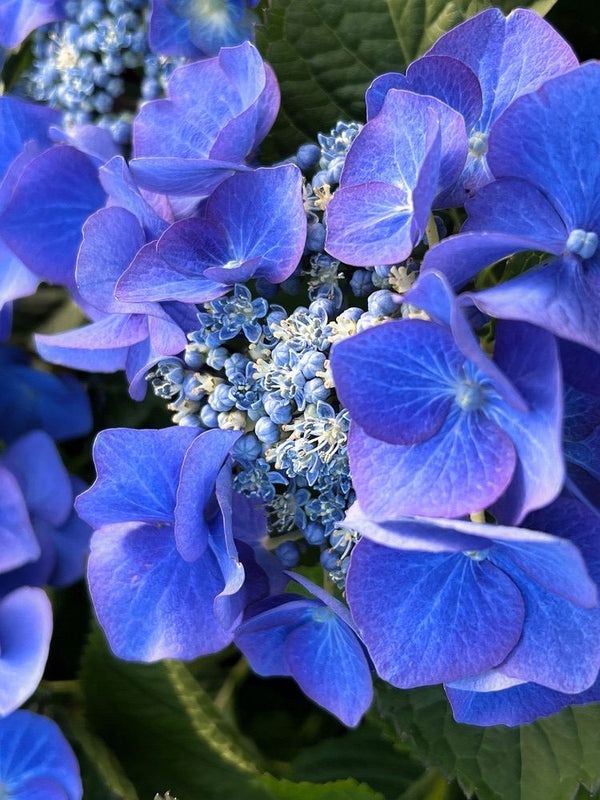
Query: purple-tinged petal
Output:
[[0, 146, 105, 286], [462, 178, 568, 245], [347, 539, 524, 687], [76, 427, 199, 527], [341, 90, 463, 200], [285, 612, 372, 727], [325, 181, 417, 267], [326, 96, 446, 265], [76, 207, 158, 316], [330, 319, 462, 445], [100, 156, 168, 240], [117, 224, 229, 304], [203, 165, 306, 283], [129, 156, 246, 197], [88, 522, 235, 661], [348, 407, 516, 520], [174, 429, 240, 561], [49, 123, 119, 167], [426, 8, 577, 129], [0, 0, 67, 48], [343, 503, 492, 553], [35, 315, 148, 373], [0, 241, 39, 307], [487, 321, 563, 524], [470, 254, 600, 353], [148, 0, 201, 58], [488, 62, 599, 225], [405, 272, 528, 412], [0, 466, 40, 572], [133, 43, 278, 170], [0, 587, 52, 715], [0, 710, 82, 800], [4, 431, 72, 527]]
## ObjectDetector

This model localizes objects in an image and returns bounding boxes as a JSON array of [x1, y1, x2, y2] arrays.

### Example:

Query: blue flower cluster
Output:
[[4, 1, 600, 738], [13, 0, 259, 142]]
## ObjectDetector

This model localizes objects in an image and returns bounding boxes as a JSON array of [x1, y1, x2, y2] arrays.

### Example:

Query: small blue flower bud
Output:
[[367, 289, 400, 316], [304, 522, 326, 545], [296, 143, 320, 171], [200, 404, 220, 428], [275, 541, 300, 568], [350, 269, 373, 297], [320, 549, 339, 571], [254, 416, 280, 444], [208, 382, 235, 412]]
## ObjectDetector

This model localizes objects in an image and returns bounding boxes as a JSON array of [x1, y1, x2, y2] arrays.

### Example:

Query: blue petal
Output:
[[285, 612, 372, 727], [174, 429, 240, 561], [4, 430, 72, 526], [486, 321, 563, 524], [88, 522, 236, 660], [330, 319, 462, 445], [0, 98, 58, 180], [0, 146, 105, 286], [347, 539, 524, 687], [426, 7, 576, 129], [76, 427, 199, 527], [471, 254, 600, 353], [445, 681, 590, 727], [0, 0, 67, 48], [0, 710, 81, 800], [348, 407, 516, 519], [488, 61, 600, 225], [35, 315, 148, 373], [0, 588, 52, 715], [0, 361, 91, 443], [235, 599, 314, 676], [491, 565, 600, 693], [117, 221, 230, 304], [0, 466, 40, 572]]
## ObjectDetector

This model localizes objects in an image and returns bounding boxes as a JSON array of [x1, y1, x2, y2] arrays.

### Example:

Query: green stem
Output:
[[214, 657, 249, 712], [426, 213, 439, 248]]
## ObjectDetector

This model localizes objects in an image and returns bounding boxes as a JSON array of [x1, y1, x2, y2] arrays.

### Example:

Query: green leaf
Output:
[[80, 628, 265, 800], [256, 0, 556, 160], [375, 682, 600, 800], [291, 724, 423, 798], [261, 774, 386, 799], [52, 711, 140, 800]]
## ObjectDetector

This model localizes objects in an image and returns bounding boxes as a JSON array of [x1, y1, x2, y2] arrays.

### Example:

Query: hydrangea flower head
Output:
[[345, 503, 600, 698], [150, 0, 259, 58], [77, 426, 272, 661], [423, 62, 600, 352], [131, 42, 280, 196], [366, 7, 577, 200], [330, 274, 563, 523], [325, 89, 467, 266]]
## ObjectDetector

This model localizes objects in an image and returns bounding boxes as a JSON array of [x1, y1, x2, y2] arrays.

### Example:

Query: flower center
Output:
[[455, 381, 484, 412], [311, 606, 335, 624], [468, 132, 488, 158], [566, 229, 598, 260]]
